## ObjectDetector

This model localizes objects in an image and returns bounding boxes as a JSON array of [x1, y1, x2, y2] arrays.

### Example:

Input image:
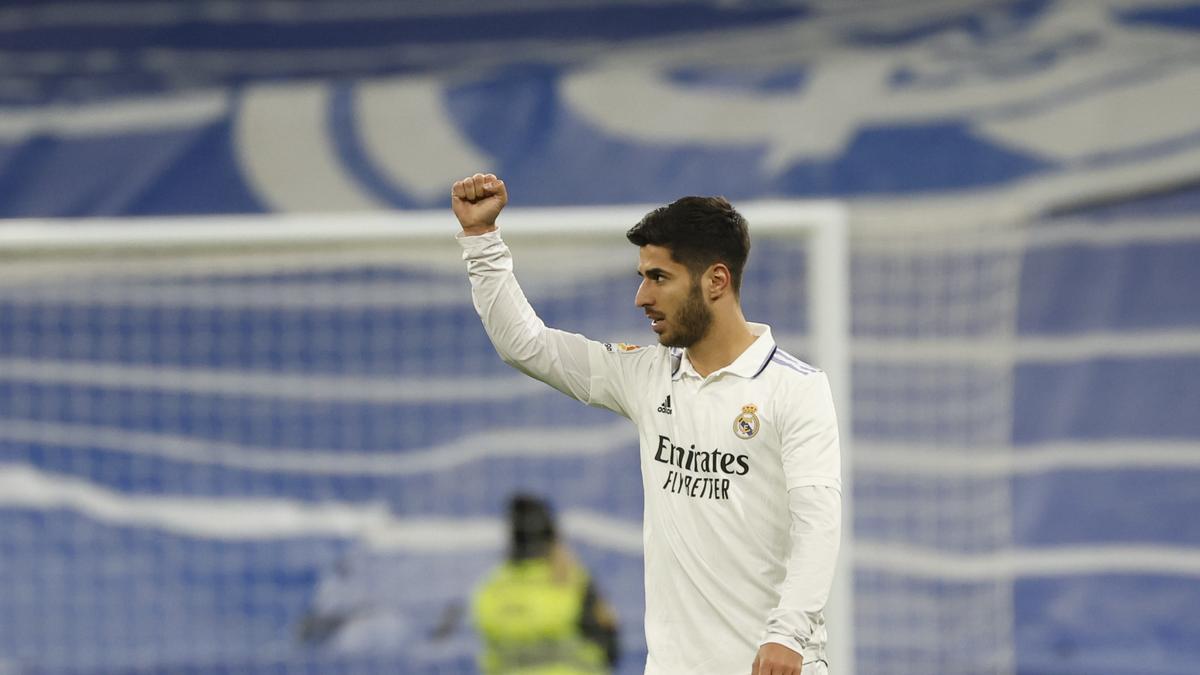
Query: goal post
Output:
[[0, 200, 852, 673]]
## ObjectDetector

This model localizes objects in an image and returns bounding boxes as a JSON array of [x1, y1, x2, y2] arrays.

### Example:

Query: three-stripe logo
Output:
[[657, 395, 673, 415]]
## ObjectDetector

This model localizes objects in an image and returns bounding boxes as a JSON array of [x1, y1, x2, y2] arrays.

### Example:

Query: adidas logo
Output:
[[656, 395, 673, 415]]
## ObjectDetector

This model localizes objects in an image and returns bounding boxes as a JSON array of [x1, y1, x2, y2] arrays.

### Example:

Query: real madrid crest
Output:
[[733, 404, 760, 440]]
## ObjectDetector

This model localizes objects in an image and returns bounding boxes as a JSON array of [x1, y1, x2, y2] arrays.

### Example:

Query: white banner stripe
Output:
[[857, 440, 1200, 476], [853, 217, 1200, 250], [0, 419, 637, 476], [852, 330, 1200, 366], [0, 462, 643, 553], [1014, 330, 1200, 362], [0, 91, 229, 140], [0, 280, 472, 309], [2, 331, 1194, 369], [5, 462, 1195, 576], [560, 510, 644, 555], [0, 270, 623, 307], [856, 542, 1200, 579], [1023, 218, 1200, 249], [3, 418, 1192, 481], [0, 358, 550, 403]]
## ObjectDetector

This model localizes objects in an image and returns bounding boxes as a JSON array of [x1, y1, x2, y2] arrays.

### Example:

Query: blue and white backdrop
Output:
[[1, 1, 1198, 674]]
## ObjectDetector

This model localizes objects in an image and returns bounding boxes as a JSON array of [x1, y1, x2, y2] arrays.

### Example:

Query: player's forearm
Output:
[[461, 231, 544, 360], [459, 231, 591, 400], [760, 485, 842, 653]]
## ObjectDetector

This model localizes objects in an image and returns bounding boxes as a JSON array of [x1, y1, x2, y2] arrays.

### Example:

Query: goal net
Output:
[[851, 223, 1022, 675], [0, 203, 852, 674]]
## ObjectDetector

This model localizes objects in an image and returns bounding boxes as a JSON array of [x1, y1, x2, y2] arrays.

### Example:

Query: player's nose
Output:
[[635, 279, 653, 308]]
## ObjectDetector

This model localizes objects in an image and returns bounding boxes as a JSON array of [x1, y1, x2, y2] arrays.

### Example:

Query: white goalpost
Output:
[[0, 201, 852, 673]]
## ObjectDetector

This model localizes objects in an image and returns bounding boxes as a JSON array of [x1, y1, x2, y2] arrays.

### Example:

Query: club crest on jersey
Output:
[[733, 404, 760, 440]]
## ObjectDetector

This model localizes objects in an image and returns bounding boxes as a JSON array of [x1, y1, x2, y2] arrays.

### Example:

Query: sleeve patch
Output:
[[603, 342, 643, 353]]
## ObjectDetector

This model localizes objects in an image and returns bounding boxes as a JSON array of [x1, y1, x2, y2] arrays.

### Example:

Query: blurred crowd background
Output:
[[1, 1, 1198, 674]]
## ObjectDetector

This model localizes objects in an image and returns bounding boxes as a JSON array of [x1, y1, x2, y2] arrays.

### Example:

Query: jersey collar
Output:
[[673, 322, 777, 381]]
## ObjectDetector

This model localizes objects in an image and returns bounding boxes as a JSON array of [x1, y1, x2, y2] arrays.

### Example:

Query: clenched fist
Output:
[[451, 173, 507, 236]]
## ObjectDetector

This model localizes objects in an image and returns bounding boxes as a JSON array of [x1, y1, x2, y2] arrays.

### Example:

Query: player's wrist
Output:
[[760, 635, 806, 656], [460, 224, 498, 237]]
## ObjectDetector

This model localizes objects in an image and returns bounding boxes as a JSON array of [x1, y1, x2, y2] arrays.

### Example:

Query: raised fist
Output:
[[451, 173, 507, 235]]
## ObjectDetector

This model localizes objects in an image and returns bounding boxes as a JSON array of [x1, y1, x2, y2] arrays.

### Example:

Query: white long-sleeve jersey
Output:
[[459, 230, 842, 675]]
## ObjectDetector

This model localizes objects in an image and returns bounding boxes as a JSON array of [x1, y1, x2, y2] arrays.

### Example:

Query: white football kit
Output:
[[459, 231, 842, 675]]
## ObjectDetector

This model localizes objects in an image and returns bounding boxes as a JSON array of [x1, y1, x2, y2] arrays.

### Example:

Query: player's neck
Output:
[[685, 309, 756, 378]]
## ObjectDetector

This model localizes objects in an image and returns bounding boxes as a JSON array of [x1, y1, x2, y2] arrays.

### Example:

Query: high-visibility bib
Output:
[[473, 559, 608, 674]]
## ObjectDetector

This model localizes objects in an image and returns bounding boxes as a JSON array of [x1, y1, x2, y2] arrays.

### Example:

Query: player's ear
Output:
[[707, 263, 732, 300]]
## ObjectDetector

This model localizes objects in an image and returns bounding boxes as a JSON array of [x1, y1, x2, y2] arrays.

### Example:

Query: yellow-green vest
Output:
[[473, 558, 608, 675]]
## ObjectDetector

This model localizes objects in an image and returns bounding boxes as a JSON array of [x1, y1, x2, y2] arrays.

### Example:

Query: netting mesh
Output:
[[1, 230, 799, 673], [1, 215, 1023, 674], [852, 229, 1022, 675]]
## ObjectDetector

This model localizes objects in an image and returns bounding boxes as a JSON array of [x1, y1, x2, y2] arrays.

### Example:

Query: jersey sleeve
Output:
[[581, 340, 662, 419], [458, 230, 652, 420], [759, 485, 841, 655], [777, 371, 842, 491]]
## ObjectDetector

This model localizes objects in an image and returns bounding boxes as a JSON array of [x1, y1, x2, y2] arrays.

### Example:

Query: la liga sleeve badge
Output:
[[733, 404, 760, 440]]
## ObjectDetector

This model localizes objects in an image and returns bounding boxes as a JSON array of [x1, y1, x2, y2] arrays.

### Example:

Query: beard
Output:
[[661, 280, 714, 348]]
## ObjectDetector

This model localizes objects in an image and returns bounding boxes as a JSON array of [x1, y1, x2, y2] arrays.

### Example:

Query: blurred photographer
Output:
[[473, 495, 619, 675]]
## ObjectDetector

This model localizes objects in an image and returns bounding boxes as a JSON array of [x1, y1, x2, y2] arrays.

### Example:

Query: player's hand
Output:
[[451, 172, 507, 235], [751, 642, 803, 675]]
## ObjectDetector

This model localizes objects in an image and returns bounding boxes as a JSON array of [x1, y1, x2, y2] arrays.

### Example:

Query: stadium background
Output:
[[1, 1, 1199, 673]]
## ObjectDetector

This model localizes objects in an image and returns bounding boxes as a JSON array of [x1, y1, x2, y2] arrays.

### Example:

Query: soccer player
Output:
[[452, 173, 842, 675]]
